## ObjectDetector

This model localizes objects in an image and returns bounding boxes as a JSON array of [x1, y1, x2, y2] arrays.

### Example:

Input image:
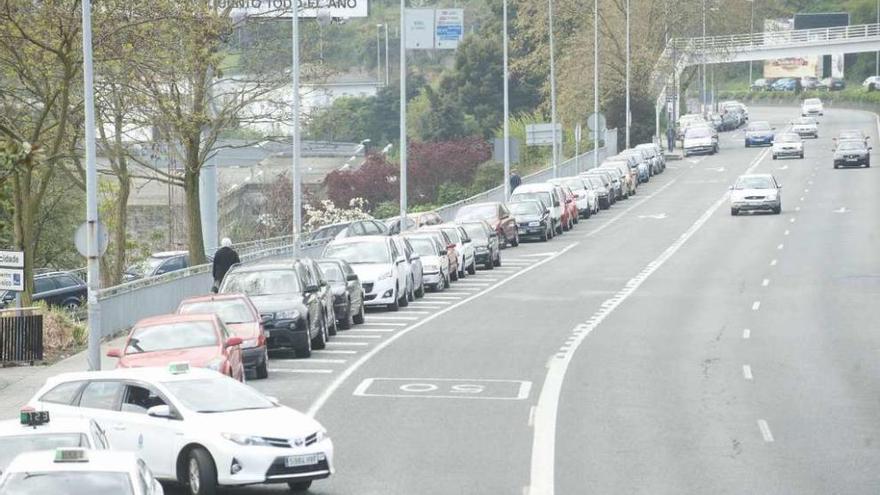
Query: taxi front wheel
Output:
[[186, 448, 217, 495], [288, 481, 312, 492]]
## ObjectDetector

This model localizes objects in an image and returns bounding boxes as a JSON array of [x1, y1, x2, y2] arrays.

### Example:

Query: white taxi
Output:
[[0, 408, 111, 474], [0, 447, 163, 494], [26, 363, 334, 494], [801, 97, 824, 116]]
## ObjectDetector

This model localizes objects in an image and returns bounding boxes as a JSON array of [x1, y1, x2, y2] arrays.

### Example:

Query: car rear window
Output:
[[0, 471, 134, 495]]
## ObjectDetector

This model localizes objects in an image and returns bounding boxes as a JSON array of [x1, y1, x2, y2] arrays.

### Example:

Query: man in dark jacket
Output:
[[509, 170, 522, 192], [212, 237, 240, 292]]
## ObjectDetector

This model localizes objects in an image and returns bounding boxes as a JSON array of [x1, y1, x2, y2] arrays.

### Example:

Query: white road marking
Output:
[[637, 213, 668, 220], [800, 196, 805, 201], [405, 304, 445, 309], [443, 290, 481, 294], [743, 329, 751, 339], [368, 316, 420, 321], [808, 180, 813, 185], [349, 328, 396, 333], [777, 243, 784, 250], [752, 301, 761, 311], [770, 259, 778, 266], [327, 341, 370, 346], [270, 369, 334, 374], [790, 218, 796, 223], [762, 279, 770, 287], [361, 322, 407, 327], [401, 311, 430, 314], [804, 188, 809, 193], [528, 406, 537, 427], [784, 230, 790, 236], [427, 296, 465, 300], [313, 350, 357, 355], [795, 206, 801, 211], [413, 300, 452, 305], [519, 252, 559, 258], [335, 335, 381, 339], [743, 365, 753, 380], [758, 419, 775, 442], [272, 358, 346, 364], [527, 145, 770, 495], [833, 207, 849, 213]]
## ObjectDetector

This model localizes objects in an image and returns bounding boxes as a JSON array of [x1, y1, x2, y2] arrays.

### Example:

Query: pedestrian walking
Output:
[[212, 237, 240, 293], [509, 169, 522, 192], [666, 125, 675, 152]]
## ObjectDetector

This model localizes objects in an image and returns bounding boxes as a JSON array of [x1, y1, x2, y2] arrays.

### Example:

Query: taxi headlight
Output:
[[275, 310, 300, 320], [222, 433, 271, 447]]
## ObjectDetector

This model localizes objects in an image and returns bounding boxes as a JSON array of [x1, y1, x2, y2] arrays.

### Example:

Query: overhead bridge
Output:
[[652, 23, 880, 136]]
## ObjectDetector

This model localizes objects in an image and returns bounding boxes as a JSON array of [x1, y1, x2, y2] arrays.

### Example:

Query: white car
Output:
[[789, 117, 818, 138], [683, 125, 718, 156], [422, 224, 475, 278], [729, 174, 782, 216], [26, 365, 334, 494], [0, 448, 163, 495], [863, 75, 880, 91], [324, 236, 409, 310], [403, 234, 450, 291], [801, 98, 824, 116], [390, 235, 425, 300], [0, 409, 111, 473], [549, 177, 598, 218], [772, 133, 804, 160]]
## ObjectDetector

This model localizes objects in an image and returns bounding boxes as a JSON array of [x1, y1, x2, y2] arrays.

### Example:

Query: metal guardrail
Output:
[[670, 23, 880, 52]]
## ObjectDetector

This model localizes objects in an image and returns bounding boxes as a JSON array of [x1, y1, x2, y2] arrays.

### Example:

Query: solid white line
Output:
[[762, 279, 770, 287], [528, 406, 537, 427], [272, 358, 346, 364], [270, 368, 334, 374], [400, 310, 430, 314], [404, 305, 445, 309], [770, 259, 777, 266], [327, 341, 369, 346], [743, 329, 751, 339], [334, 334, 381, 339], [758, 419, 775, 442], [743, 365, 753, 380], [777, 243, 784, 250], [752, 301, 761, 311], [361, 322, 406, 327], [790, 218, 796, 223], [443, 290, 480, 294], [349, 328, 395, 333], [527, 146, 769, 495], [368, 316, 419, 321], [313, 350, 357, 355]]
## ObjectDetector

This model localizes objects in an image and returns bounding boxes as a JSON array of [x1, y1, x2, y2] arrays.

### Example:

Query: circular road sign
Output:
[[587, 112, 606, 131], [74, 222, 110, 258]]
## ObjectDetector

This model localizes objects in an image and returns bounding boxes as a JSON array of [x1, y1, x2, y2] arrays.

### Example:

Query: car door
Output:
[[498, 204, 514, 240], [219, 321, 243, 378], [296, 264, 320, 338], [73, 380, 128, 447], [403, 238, 422, 289], [341, 262, 363, 309], [388, 240, 406, 291], [310, 261, 334, 327], [117, 382, 183, 478]]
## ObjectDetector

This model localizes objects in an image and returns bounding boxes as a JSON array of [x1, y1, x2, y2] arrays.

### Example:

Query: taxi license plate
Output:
[[847, 158, 859, 162], [285, 454, 319, 467], [518, 228, 526, 234]]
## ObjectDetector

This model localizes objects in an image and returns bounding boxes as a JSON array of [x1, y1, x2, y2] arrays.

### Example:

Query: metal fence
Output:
[[93, 130, 617, 338], [0, 311, 43, 364]]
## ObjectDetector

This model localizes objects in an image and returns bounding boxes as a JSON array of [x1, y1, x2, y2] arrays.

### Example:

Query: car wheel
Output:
[[297, 325, 312, 358], [415, 280, 425, 298], [731, 208, 739, 216], [450, 269, 458, 282], [353, 301, 365, 324], [407, 277, 415, 302], [493, 253, 502, 267], [745, 142, 750, 148], [388, 285, 400, 311], [834, 163, 839, 169], [772, 154, 777, 160], [327, 311, 338, 337], [340, 302, 353, 330], [443, 271, 451, 288], [512, 232, 520, 246], [467, 262, 476, 275], [185, 448, 217, 495], [254, 348, 269, 379], [485, 258, 494, 270], [287, 481, 312, 492], [62, 299, 81, 313], [774, 205, 782, 215], [312, 318, 327, 349], [398, 283, 409, 307], [540, 229, 548, 242]]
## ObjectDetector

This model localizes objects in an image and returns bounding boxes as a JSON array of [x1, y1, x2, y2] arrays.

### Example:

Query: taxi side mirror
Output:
[[106, 348, 122, 358], [147, 405, 174, 419], [226, 336, 243, 347]]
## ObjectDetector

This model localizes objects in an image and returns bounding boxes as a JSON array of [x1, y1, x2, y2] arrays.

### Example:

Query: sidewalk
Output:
[[0, 337, 125, 419]]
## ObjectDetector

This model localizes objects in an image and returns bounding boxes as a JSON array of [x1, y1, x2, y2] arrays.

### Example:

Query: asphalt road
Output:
[[173, 106, 880, 494]]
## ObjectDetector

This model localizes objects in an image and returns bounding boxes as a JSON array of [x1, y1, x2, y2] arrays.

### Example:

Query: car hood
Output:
[[348, 263, 394, 282], [515, 214, 543, 222], [248, 295, 306, 315], [773, 141, 802, 149], [835, 149, 867, 156], [118, 346, 221, 368], [731, 188, 777, 200], [684, 137, 713, 145], [193, 404, 323, 440], [227, 322, 260, 340], [747, 131, 773, 137]]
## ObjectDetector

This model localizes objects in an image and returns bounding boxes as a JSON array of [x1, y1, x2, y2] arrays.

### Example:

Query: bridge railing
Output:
[[671, 23, 880, 52]]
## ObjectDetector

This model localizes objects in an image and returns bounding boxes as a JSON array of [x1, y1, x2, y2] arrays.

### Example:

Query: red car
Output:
[[176, 293, 268, 379], [453, 201, 519, 247], [555, 185, 577, 231], [107, 313, 245, 382]]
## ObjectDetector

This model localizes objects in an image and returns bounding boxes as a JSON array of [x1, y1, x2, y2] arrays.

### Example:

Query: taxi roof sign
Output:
[[168, 362, 190, 375], [54, 448, 88, 463], [20, 409, 50, 427]]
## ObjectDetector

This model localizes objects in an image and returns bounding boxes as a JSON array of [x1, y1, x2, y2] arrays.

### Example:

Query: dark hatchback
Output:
[[457, 220, 501, 269], [509, 200, 552, 242], [317, 259, 365, 330], [219, 260, 326, 358], [0, 271, 86, 310]]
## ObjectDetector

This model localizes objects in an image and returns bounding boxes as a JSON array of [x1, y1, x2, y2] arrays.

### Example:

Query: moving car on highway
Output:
[[317, 259, 365, 330], [835, 129, 870, 147], [454, 202, 518, 248], [220, 260, 328, 358], [457, 220, 501, 269], [729, 174, 782, 216], [510, 199, 553, 242], [832, 139, 871, 168], [323, 236, 410, 311], [744, 121, 775, 147], [0, 448, 163, 495], [683, 125, 718, 156], [772, 133, 805, 160], [107, 314, 246, 382], [177, 294, 269, 379], [0, 410, 111, 474], [403, 234, 450, 290], [801, 97, 824, 116], [789, 117, 818, 139], [26, 365, 334, 494]]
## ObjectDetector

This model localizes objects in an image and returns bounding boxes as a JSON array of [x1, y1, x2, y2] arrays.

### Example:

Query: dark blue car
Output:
[[745, 121, 775, 147], [771, 78, 797, 91]]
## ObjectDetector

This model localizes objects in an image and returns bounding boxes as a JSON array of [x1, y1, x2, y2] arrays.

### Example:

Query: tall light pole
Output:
[[376, 24, 382, 85], [291, 0, 302, 257], [876, 0, 879, 76], [625, 0, 631, 149], [593, 0, 599, 170], [548, 0, 559, 177], [384, 23, 390, 86], [399, 0, 408, 228], [748, 0, 755, 84], [81, 0, 102, 371], [503, 0, 511, 199], [701, 0, 707, 113]]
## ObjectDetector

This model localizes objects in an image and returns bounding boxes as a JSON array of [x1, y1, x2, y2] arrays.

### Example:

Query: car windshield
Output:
[[0, 471, 134, 494], [456, 204, 497, 221], [407, 238, 437, 257], [748, 122, 771, 131], [460, 223, 488, 240], [794, 118, 814, 125], [125, 321, 217, 354], [162, 377, 275, 413], [440, 228, 462, 244], [776, 134, 800, 143], [317, 262, 344, 282], [512, 192, 551, 207], [734, 176, 774, 190], [126, 256, 164, 277], [510, 201, 541, 215], [805, 99, 821, 105], [837, 141, 865, 151], [839, 131, 863, 140], [0, 434, 89, 471], [563, 179, 585, 190], [685, 128, 711, 138], [177, 300, 254, 324], [324, 241, 390, 264], [221, 270, 301, 296]]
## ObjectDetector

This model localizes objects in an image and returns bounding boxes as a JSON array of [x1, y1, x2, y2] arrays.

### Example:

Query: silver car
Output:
[[772, 133, 804, 160], [729, 174, 782, 216]]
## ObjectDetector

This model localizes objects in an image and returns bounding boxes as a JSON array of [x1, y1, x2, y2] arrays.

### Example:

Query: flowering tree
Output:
[[324, 152, 399, 209], [304, 198, 372, 233]]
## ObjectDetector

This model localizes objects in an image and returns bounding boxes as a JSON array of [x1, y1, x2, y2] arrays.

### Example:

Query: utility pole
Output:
[[376, 24, 382, 85], [291, 0, 302, 257], [503, 0, 511, 200], [399, 0, 408, 229], [701, 0, 707, 113], [81, 0, 102, 371], [625, 0, 631, 149], [593, 0, 599, 170], [749, 0, 755, 84], [384, 23, 390, 86], [548, 0, 559, 177], [876, 0, 879, 76]]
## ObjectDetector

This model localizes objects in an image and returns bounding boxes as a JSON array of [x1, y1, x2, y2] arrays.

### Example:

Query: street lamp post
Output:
[[748, 0, 755, 84], [701, 0, 706, 113], [384, 23, 390, 86], [625, 0, 631, 149], [548, 0, 559, 177], [376, 24, 382, 85], [399, 0, 408, 229], [291, 0, 302, 257], [593, 0, 599, 170], [503, 0, 511, 200], [876, 0, 879, 76]]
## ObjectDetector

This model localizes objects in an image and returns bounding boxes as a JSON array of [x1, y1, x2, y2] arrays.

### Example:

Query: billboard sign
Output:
[[405, 8, 435, 49], [764, 57, 818, 78], [216, 0, 369, 19], [435, 9, 464, 49]]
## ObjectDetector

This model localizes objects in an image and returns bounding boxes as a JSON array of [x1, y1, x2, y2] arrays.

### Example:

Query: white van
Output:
[[510, 183, 565, 234]]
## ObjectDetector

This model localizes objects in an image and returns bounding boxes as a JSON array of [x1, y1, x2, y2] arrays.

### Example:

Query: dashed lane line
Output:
[[743, 329, 751, 339], [743, 365, 753, 381], [752, 301, 761, 311], [270, 369, 334, 374], [349, 328, 396, 333], [758, 419, 775, 442]]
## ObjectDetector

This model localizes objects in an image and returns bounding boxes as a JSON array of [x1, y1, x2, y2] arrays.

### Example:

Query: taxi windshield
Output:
[[125, 321, 218, 354], [748, 122, 771, 131], [162, 377, 275, 413], [734, 176, 774, 190], [0, 434, 89, 471], [0, 471, 133, 494]]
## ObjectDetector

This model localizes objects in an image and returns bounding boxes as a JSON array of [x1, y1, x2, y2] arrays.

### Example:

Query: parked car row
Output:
[[751, 77, 845, 92]]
